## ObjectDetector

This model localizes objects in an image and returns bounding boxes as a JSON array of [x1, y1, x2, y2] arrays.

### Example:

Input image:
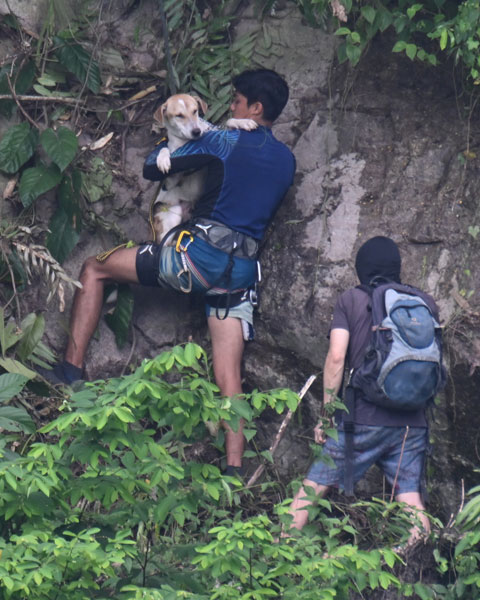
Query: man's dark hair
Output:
[[232, 69, 289, 122]]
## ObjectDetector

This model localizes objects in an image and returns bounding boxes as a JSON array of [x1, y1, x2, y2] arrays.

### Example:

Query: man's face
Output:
[[230, 91, 256, 119]]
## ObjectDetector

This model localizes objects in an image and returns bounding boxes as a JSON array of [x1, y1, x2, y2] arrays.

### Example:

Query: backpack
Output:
[[351, 282, 445, 411]]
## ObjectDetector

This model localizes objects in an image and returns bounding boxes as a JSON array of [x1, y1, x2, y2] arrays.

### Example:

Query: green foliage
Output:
[[296, 0, 480, 80], [18, 164, 63, 208], [53, 34, 101, 94], [40, 126, 78, 172], [0, 343, 419, 599], [0, 307, 56, 381], [166, 0, 258, 121], [0, 123, 39, 174], [104, 284, 135, 348]]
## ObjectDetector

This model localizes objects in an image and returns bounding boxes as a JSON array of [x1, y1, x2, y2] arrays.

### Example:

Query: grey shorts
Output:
[[307, 425, 428, 495]]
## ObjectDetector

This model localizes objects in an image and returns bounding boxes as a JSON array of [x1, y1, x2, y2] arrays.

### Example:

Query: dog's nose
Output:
[[192, 128, 201, 138]]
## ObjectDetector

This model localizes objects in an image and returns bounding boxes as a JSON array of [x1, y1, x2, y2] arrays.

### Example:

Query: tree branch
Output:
[[246, 375, 317, 488]]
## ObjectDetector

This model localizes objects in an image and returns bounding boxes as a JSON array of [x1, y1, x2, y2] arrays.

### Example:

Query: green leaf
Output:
[[440, 29, 448, 51], [392, 41, 407, 52], [346, 42, 362, 64], [0, 357, 37, 379], [0, 372, 29, 402], [0, 405, 35, 433], [40, 127, 78, 172], [230, 398, 253, 421], [17, 313, 45, 362], [113, 406, 135, 423], [0, 122, 38, 173], [46, 206, 80, 263], [335, 27, 351, 36], [0, 308, 22, 355], [406, 43, 417, 60], [19, 164, 62, 207], [104, 284, 134, 348], [54, 36, 101, 94], [33, 84, 53, 97], [407, 4, 423, 19], [361, 5, 376, 24], [377, 8, 393, 32]]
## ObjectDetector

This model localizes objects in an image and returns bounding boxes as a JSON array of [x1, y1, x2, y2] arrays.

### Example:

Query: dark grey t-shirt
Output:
[[331, 286, 439, 427]]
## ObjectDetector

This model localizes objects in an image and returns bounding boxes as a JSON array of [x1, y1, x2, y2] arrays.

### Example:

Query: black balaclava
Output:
[[355, 236, 402, 286]]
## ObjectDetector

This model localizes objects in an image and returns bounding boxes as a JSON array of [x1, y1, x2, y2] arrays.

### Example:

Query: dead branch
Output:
[[0, 93, 84, 105], [246, 374, 317, 488]]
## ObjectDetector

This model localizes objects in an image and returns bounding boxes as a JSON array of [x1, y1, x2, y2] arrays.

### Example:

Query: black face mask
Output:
[[355, 236, 402, 286]]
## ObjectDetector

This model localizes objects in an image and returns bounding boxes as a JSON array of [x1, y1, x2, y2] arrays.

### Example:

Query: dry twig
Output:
[[246, 374, 317, 488]]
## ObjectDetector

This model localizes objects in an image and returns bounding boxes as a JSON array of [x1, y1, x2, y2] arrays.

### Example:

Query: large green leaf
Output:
[[104, 284, 134, 349], [0, 406, 35, 433], [54, 36, 101, 94], [0, 373, 29, 403], [0, 357, 37, 379], [0, 122, 38, 174], [46, 206, 80, 263], [18, 164, 62, 207], [40, 126, 78, 172], [17, 313, 45, 362]]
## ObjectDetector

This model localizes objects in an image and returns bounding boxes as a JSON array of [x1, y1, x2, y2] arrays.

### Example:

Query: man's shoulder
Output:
[[337, 287, 369, 305], [174, 128, 240, 158]]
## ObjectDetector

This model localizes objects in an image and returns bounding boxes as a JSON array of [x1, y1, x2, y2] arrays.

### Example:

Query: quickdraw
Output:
[[175, 230, 194, 293]]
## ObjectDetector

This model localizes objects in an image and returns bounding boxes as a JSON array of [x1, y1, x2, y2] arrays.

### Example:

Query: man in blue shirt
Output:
[[44, 69, 296, 476]]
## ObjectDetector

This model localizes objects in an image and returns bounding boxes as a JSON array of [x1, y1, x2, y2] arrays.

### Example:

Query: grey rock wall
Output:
[[1, 0, 479, 520]]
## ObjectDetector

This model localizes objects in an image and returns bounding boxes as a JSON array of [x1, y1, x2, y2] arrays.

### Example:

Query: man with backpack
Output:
[[286, 236, 444, 546]]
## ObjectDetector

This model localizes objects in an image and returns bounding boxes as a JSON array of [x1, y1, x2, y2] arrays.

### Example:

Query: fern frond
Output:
[[12, 242, 82, 312]]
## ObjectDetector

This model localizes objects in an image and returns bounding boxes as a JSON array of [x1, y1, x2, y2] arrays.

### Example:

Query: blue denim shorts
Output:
[[306, 425, 427, 495], [135, 237, 255, 327]]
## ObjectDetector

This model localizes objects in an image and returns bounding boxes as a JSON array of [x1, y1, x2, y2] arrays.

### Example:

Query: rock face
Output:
[[1, 0, 479, 519]]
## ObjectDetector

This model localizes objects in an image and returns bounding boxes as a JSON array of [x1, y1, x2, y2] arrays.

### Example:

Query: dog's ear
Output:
[[192, 95, 208, 116], [153, 101, 168, 126]]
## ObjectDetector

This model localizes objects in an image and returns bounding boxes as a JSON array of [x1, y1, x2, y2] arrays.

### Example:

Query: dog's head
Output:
[[153, 94, 209, 142]]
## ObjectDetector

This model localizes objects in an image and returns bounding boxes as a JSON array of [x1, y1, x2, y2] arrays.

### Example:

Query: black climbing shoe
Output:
[[37, 360, 83, 385]]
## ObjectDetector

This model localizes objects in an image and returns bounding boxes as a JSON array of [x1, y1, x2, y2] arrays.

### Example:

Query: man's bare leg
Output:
[[286, 479, 330, 533], [396, 491, 430, 545], [207, 316, 244, 468], [65, 247, 140, 368]]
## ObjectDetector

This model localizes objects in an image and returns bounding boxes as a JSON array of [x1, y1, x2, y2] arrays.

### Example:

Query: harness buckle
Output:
[[175, 230, 194, 253]]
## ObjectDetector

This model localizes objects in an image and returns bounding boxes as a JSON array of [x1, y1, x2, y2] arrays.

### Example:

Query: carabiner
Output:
[[175, 230, 194, 253]]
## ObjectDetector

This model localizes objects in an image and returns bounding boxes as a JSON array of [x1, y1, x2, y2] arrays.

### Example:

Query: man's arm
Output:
[[314, 328, 349, 444], [143, 144, 218, 182]]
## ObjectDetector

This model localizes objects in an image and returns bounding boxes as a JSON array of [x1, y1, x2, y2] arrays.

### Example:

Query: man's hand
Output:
[[314, 421, 328, 445]]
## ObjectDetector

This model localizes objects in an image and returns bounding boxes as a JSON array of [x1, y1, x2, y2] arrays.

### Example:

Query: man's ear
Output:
[[250, 101, 264, 118], [153, 101, 169, 126]]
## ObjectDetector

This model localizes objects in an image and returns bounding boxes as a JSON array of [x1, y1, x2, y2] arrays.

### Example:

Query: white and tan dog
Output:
[[151, 93, 257, 243]]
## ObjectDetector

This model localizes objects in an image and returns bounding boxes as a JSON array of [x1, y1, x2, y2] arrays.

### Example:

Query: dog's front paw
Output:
[[157, 147, 171, 173], [226, 118, 258, 131]]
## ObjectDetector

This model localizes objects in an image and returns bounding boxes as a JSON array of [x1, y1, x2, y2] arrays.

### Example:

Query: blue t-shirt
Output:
[[143, 126, 296, 241]]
